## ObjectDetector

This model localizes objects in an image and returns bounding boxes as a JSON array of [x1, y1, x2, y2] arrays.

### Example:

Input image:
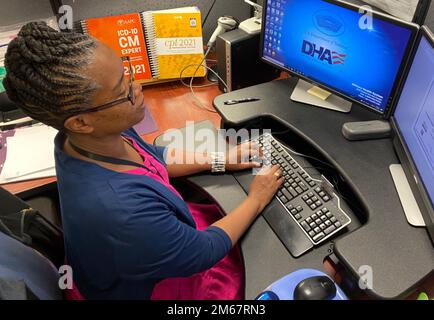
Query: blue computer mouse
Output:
[[255, 269, 348, 300], [294, 276, 337, 300]]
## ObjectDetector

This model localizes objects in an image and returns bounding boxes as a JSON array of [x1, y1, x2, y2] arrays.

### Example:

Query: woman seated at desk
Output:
[[2, 22, 283, 300]]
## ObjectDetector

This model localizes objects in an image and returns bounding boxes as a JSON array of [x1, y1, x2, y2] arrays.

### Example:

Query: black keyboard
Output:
[[255, 133, 351, 246]]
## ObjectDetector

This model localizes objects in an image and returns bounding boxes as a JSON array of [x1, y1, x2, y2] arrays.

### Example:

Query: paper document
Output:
[[0, 125, 57, 182], [361, 0, 419, 22]]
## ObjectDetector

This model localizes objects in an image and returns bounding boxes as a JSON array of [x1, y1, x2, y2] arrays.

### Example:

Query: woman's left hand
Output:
[[225, 141, 263, 172]]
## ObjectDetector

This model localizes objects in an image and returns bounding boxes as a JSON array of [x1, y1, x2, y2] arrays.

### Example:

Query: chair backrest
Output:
[[0, 188, 62, 299], [0, 231, 62, 300]]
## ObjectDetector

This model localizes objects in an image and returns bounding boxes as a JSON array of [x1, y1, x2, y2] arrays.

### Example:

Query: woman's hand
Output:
[[225, 141, 263, 172], [248, 165, 284, 213]]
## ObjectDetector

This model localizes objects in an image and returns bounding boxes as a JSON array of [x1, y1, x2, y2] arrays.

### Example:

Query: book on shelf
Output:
[[76, 7, 206, 85]]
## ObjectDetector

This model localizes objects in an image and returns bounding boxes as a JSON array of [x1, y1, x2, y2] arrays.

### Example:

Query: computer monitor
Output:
[[391, 26, 434, 245], [261, 0, 419, 116]]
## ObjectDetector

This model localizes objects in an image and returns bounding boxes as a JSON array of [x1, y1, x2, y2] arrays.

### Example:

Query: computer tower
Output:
[[216, 29, 280, 92]]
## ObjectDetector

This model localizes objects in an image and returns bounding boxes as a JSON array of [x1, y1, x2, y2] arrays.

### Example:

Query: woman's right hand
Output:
[[248, 165, 285, 213]]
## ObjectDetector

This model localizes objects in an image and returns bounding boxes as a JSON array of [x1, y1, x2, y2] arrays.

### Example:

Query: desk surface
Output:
[[213, 77, 434, 299], [1, 79, 222, 197]]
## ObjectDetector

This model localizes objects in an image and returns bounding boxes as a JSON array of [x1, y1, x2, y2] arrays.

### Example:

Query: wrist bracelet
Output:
[[210, 152, 226, 173]]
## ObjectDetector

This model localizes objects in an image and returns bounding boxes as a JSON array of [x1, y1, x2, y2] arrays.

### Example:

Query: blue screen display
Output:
[[395, 35, 434, 206], [262, 0, 413, 113]]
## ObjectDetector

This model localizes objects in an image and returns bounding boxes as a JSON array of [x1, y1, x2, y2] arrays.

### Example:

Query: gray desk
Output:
[[212, 78, 434, 299], [155, 79, 434, 299]]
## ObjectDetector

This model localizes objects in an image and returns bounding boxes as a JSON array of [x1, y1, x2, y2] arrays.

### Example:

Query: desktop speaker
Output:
[[216, 29, 280, 92]]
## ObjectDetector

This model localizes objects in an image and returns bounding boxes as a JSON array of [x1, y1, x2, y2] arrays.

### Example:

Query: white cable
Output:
[[178, 46, 229, 113]]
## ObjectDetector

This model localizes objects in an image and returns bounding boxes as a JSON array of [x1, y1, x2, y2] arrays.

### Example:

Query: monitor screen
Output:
[[394, 31, 434, 206], [262, 0, 417, 114]]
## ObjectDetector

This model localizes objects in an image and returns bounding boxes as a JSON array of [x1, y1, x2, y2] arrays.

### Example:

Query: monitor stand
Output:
[[389, 164, 426, 227], [290, 79, 352, 113]]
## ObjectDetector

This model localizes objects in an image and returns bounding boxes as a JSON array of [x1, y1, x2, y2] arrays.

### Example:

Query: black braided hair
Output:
[[3, 21, 98, 130]]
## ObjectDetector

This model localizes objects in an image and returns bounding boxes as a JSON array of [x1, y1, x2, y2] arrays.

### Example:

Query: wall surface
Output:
[[59, 0, 252, 42], [0, 0, 252, 41], [0, 0, 54, 26]]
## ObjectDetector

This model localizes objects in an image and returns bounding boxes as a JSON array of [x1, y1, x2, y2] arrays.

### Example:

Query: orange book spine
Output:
[[83, 13, 153, 81]]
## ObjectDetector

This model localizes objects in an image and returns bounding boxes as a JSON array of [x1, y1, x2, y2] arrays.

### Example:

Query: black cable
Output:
[[202, 0, 218, 28]]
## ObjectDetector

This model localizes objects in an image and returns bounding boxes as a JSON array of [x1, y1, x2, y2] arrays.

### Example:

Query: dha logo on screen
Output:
[[302, 40, 346, 65]]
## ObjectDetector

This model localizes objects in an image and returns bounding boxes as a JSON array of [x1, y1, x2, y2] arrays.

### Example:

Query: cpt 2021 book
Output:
[[76, 7, 206, 84]]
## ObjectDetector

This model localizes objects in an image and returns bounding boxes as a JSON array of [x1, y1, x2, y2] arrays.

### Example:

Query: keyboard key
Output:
[[314, 227, 321, 234], [288, 187, 298, 197], [315, 219, 322, 225], [279, 196, 288, 204], [299, 182, 308, 191], [295, 214, 302, 220], [313, 232, 325, 242], [306, 217, 312, 224], [277, 191, 283, 197], [320, 223, 326, 230], [326, 212, 333, 218], [330, 217, 337, 223], [310, 204, 317, 210], [325, 220, 332, 227], [323, 196, 330, 202], [324, 225, 336, 235], [286, 204, 294, 211], [315, 200, 322, 207], [302, 195, 309, 201], [322, 208, 329, 214], [296, 206, 303, 212], [282, 189, 293, 201], [291, 209, 298, 215], [311, 214, 318, 220], [321, 215, 327, 222], [308, 192, 314, 198], [315, 187, 322, 193], [301, 221, 311, 232], [309, 222, 316, 228], [295, 187, 303, 194], [312, 196, 319, 202], [335, 221, 342, 228], [306, 199, 313, 205], [309, 181, 316, 187], [309, 230, 315, 237], [319, 191, 326, 197]]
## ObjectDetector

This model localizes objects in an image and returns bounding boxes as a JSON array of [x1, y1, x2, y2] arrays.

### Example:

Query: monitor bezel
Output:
[[391, 26, 434, 244], [413, 0, 432, 25], [260, 0, 420, 118]]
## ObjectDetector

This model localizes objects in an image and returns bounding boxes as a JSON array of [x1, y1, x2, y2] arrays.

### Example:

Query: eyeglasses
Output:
[[63, 56, 136, 122]]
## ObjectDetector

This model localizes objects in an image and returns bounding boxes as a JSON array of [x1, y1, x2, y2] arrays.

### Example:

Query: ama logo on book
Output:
[[302, 40, 346, 65]]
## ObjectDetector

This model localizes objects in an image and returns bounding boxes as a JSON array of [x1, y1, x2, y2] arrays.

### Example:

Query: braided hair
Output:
[[3, 21, 98, 130]]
